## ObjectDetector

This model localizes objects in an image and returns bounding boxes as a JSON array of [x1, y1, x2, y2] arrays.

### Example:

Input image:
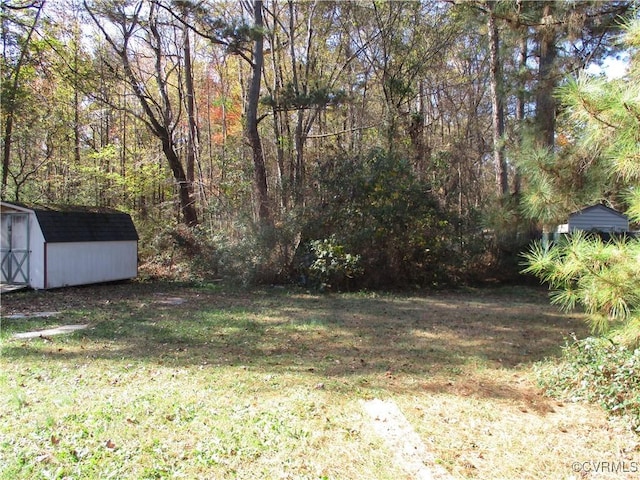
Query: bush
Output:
[[305, 148, 460, 288], [299, 236, 363, 291], [136, 208, 307, 285], [138, 223, 225, 282], [219, 218, 303, 285], [536, 335, 640, 433]]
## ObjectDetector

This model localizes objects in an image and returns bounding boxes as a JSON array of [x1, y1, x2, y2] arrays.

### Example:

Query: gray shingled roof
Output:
[[569, 203, 628, 220], [29, 205, 138, 243]]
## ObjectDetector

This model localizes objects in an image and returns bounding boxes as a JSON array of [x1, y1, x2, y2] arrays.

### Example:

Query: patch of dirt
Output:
[[421, 373, 557, 415], [153, 294, 187, 305], [0, 281, 191, 316]]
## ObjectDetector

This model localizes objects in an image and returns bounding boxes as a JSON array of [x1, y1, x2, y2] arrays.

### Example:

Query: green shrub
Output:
[[301, 236, 363, 291], [219, 218, 304, 285], [306, 148, 460, 288], [137, 223, 226, 282], [536, 335, 640, 433]]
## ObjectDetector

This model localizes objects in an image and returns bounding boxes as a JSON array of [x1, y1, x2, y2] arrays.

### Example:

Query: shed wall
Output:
[[0, 205, 46, 288], [45, 241, 137, 288], [568, 208, 629, 232], [29, 215, 46, 289], [0, 211, 29, 283]]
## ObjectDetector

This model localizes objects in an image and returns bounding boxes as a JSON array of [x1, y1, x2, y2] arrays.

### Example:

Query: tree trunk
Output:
[[514, 28, 527, 197], [183, 9, 198, 195], [294, 110, 305, 207], [264, 14, 287, 210], [246, 0, 271, 222], [161, 136, 199, 227], [535, 2, 557, 149], [487, 4, 508, 197]]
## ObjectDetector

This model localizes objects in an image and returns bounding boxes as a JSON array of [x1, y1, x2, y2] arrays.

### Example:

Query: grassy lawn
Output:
[[1, 282, 638, 479]]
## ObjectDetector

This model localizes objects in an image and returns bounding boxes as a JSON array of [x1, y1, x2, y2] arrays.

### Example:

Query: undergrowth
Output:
[[536, 335, 640, 433]]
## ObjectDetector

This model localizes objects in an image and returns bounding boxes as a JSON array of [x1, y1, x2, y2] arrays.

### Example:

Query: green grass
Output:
[[1, 282, 638, 479]]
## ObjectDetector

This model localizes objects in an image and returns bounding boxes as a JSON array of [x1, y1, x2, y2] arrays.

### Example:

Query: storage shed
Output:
[[1, 202, 138, 289], [556, 204, 629, 235]]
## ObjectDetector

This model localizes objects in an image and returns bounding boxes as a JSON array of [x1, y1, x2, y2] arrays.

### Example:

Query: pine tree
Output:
[[523, 20, 640, 344]]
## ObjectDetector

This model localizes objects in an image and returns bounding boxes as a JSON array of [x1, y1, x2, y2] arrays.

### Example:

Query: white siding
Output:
[[45, 241, 137, 289], [0, 205, 46, 288], [2, 202, 138, 289], [29, 215, 46, 289], [568, 206, 629, 233]]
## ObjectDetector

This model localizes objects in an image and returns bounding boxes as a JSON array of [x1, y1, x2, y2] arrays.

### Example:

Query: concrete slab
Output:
[[0, 284, 28, 294], [13, 324, 90, 339], [362, 398, 453, 480], [5, 312, 60, 319]]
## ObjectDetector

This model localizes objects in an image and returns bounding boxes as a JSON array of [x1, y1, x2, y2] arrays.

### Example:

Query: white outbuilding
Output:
[[1, 201, 138, 289]]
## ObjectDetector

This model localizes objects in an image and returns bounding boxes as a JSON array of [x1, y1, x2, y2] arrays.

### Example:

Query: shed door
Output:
[[1, 213, 29, 284]]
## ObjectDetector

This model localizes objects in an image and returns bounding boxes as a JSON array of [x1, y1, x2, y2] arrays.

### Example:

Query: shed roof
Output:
[[2, 202, 138, 243], [569, 203, 628, 220]]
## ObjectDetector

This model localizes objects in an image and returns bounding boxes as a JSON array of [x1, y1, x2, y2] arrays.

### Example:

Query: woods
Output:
[[3, 4, 640, 473], [1, 0, 635, 287]]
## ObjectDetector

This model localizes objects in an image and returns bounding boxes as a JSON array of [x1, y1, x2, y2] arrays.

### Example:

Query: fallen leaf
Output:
[[35, 453, 53, 463]]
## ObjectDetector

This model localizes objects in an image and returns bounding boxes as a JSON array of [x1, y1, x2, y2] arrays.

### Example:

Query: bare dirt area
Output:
[[0, 281, 184, 315]]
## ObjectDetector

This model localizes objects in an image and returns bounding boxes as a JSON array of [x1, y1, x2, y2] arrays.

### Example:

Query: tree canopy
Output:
[[1, 0, 636, 287]]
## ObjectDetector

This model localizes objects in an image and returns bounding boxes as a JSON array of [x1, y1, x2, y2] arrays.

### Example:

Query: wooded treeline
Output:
[[1, 0, 635, 287]]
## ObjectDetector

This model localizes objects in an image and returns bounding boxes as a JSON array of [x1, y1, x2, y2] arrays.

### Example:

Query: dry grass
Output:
[[1, 282, 638, 479]]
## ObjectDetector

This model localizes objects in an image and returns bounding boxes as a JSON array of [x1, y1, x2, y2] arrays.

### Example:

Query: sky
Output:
[[586, 55, 629, 79]]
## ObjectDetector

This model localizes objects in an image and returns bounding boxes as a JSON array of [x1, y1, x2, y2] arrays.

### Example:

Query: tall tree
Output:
[[509, 0, 633, 231], [1, 0, 46, 199], [486, 1, 508, 197], [85, 0, 198, 225], [533, 0, 556, 149], [528, 1, 632, 148], [182, 3, 199, 202], [523, 20, 640, 343], [244, 0, 270, 222]]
